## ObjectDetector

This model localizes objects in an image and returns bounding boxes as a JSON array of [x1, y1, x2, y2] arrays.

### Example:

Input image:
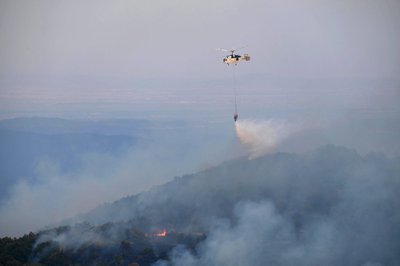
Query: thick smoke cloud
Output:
[[126, 146, 399, 266], [154, 201, 294, 266]]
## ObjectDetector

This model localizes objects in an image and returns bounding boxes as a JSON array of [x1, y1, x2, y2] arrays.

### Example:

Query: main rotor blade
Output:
[[216, 48, 230, 52]]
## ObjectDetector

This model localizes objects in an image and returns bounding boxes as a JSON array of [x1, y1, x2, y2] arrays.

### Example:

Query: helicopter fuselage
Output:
[[223, 53, 250, 65]]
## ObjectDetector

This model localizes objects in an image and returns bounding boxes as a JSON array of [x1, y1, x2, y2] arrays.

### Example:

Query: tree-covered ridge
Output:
[[0, 222, 204, 266], [1, 145, 400, 265], [0, 232, 36, 266]]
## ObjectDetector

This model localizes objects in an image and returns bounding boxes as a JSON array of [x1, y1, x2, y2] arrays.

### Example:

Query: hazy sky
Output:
[[1, 0, 399, 78], [0, 0, 399, 120]]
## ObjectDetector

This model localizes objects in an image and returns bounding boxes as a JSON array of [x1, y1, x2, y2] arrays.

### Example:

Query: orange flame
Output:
[[155, 228, 167, 237]]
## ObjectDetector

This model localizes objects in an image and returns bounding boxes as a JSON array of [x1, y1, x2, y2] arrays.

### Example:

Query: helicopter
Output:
[[217, 47, 250, 65]]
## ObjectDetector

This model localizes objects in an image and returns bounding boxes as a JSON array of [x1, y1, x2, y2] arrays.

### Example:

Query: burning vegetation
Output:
[[0, 223, 206, 266], [146, 228, 167, 238], [155, 228, 167, 237]]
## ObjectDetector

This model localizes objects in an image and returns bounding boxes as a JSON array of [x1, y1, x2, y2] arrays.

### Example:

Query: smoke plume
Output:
[[150, 146, 400, 266], [27, 145, 400, 266]]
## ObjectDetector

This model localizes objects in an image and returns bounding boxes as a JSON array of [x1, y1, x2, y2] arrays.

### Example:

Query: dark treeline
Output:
[[0, 223, 204, 266]]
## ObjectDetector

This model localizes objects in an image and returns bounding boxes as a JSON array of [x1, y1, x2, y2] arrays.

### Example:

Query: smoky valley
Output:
[[0, 117, 399, 266]]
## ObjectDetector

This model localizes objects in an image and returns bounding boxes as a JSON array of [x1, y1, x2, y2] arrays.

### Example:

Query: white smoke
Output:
[[235, 119, 296, 159], [0, 121, 232, 237]]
